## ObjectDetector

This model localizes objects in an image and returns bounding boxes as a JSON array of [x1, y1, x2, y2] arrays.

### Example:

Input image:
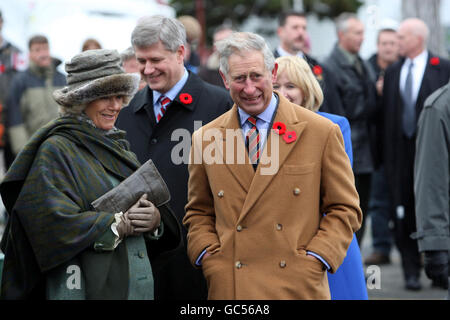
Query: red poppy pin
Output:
[[179, 93, 193, 104], [272, 122, 286, 135], [0, 64, 5, 74], [430, 57, 440, 66], [313, 65, 323, 81], [313, 65, 323, 76], [283, 131, 297, 144]]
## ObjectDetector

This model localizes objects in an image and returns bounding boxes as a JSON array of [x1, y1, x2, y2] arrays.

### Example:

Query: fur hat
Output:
[[53, 49, 140, 109]]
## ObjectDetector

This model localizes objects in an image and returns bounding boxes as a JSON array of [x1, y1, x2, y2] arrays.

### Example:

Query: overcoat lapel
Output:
[[238, 99, 307, 222], [216, 105, 255, 193]]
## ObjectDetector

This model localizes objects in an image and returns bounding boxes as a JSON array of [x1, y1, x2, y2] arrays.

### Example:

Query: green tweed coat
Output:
[[0, 116, 181, 299]]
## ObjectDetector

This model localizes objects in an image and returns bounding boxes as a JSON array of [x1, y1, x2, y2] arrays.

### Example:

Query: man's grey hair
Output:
[[120, 46, 136, 62], [216, 32, 275, 77], [335, 12, 359, 34], [131, 15, 187, 52]]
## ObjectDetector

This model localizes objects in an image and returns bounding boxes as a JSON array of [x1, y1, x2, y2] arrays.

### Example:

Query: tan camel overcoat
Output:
[[183, 93, 362, 300]]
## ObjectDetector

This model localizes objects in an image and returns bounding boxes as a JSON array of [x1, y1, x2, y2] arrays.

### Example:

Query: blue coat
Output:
[[318, 111, 368, 300]]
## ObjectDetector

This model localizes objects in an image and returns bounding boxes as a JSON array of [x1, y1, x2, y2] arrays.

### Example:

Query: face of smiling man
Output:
[[135, 41, 185, 94], [221, 50, 277, 116], [84, 95, 124, 130]]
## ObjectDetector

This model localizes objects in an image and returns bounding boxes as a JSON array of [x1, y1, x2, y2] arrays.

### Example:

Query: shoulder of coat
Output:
[[424, 83, 450, 110]]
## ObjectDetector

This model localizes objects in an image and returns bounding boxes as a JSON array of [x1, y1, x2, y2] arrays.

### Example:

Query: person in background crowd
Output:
[[324, 12, 377, 247], [120, 46, 146, 91], [115, 15, 232, 300], [0, 49, 181, 299], [274, 10, 344, 116], [81, 38, 102, 51], [0, 9, 26, 172], [5, 34, 66, 159], [183, 31, 361, 300], [178, 15, 202, 74], [198, 24, 233, 88], [274, 55, 367, 300], [414, 80, 450, 295], [382, 17, 450, 290], [365, 25, 399, 266]]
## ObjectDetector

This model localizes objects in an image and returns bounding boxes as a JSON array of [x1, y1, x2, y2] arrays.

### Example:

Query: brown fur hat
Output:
[[53, 49, 140, 109]]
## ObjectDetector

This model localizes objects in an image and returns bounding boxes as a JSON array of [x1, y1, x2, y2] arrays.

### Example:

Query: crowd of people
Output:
[[0, 7, 449, 300]]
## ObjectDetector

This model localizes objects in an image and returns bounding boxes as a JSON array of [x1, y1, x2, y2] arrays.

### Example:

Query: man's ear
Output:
[[177, 44, 186, 64], [271, 62, 278, 83], [219, 70, 230, 90]]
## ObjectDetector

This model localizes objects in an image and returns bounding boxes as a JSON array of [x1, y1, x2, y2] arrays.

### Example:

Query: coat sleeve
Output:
[[414, 99, 450, 252], [306, 124, 363, 272], [183, 128, 220, 267]]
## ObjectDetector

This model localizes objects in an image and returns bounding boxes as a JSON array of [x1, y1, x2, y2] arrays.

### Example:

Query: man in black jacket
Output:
[[274, 10, 344, 116], [116, 15, 232, 300], [365, 26, 399, 266], [0, 9, 25, 171], [382, 18, 450, 290], [324, 13, 377, 247]]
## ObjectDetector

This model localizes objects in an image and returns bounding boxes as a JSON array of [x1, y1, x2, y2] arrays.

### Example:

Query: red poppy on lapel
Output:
[[272, 122, 286, 135], [179, 93, 193, 104], [283, 131, 297, 144], [0, 64, 5, 74], [313, 65, 323, 81], [313, 65, 323, 76], [430, 57, 440, 66]]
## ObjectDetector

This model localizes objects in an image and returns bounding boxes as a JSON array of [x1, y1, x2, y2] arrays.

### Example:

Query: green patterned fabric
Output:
[[0, 116, 141, 299]]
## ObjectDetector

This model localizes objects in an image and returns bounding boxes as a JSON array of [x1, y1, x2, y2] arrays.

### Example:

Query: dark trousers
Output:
[[393, 136, 421, 279], [368, 165, 393, 255], [355, 173, 372, 245], [153, 243, 208, 300]]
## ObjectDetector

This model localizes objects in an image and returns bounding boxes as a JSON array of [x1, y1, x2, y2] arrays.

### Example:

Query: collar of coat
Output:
[[130, 71, 203, 114]]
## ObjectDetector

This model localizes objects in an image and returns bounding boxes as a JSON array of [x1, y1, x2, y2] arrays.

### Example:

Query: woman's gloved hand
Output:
[[126, 193, 161, 235]]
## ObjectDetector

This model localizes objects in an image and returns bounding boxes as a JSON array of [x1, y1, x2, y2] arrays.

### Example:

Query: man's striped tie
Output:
[[157, 95, 171, 123], [246, 116, 260, 167]]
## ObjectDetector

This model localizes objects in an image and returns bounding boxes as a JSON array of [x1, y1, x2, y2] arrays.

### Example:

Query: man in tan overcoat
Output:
[[183, 32, 362, 300]]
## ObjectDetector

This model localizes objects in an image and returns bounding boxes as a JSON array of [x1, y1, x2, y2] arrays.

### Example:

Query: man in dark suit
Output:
[[382, 17, 450, 290], [116, 15, 233, 300], [274, 10, 344, 116]]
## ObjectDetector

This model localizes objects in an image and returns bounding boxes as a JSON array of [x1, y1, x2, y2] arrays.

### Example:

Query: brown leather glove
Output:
[[126, 193, 161, 235], [116, 212, 134, 239]]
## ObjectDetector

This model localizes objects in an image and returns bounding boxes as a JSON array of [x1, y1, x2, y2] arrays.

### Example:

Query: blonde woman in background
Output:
[[274, 55, 367, 300]]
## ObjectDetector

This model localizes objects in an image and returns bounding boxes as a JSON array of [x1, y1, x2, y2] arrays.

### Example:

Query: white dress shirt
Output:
[[399, 50, 428, 105]]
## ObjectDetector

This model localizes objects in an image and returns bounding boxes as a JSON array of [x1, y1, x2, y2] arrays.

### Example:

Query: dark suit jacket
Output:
[[382, 52, 450, 207], [274, 49, 345, 116], [116, 71, 232, 299]]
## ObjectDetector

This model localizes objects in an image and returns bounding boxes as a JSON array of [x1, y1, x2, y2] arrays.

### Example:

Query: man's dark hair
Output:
[[278, 11, 306, 27], [28, 35, 48, 49]]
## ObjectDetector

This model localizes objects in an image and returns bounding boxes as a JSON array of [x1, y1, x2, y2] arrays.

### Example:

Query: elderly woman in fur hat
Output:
[[0, 49, 181, 299]]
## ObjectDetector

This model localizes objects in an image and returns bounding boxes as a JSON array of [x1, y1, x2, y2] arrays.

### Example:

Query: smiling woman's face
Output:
[[84, 95, 124, 130]]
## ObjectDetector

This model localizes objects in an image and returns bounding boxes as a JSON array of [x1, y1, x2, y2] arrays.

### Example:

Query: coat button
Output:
[[293, 187, 300, 195], [276, 223, 283, 231], [235, 261, 242, 269], [280, 260, 287, 268], [236, 225, 243, 232], [151, 138, 158, 144], [138, 251, 145, 259], [218, 190, 224, 198]]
